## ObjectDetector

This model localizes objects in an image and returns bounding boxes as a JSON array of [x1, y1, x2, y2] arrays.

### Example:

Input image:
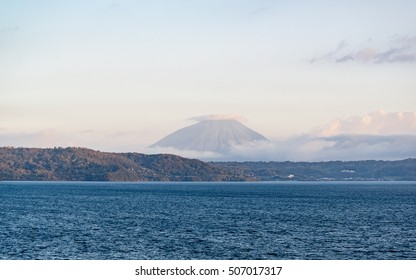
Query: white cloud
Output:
[[145, 146, 223, 160], [189, 114, 246, 122], [200, 135, 416, 162], [149, 111, 416, 161], [311, 135, 416, 161], [312, 36, 416, 64], [146, 134, 414, 162], [2, 111, 415, 162], [313, 111, 416, 136]]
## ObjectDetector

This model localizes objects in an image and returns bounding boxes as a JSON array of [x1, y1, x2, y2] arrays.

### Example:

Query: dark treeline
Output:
[[1, 147, 415, 181]]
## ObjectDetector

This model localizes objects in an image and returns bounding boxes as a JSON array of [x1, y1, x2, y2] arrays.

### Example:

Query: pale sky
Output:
[[1, 0, 416, 158]]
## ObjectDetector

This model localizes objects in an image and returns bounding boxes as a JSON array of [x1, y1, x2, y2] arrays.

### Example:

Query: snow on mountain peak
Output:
[[150, 118, 268, 153]]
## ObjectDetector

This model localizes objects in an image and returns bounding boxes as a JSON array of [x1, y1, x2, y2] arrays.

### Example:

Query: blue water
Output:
[[0, 181, 415, 260]]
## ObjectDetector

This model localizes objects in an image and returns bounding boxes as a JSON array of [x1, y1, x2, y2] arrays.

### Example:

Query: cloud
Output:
[[248, 7, 272, 17], [189, 114, 246, 122], [230, 134, 416, 161], [3, 112, 415, 162], [312, 134, 416, 161], [108, 3, 122, 10], [79, 129, 95, 134], [252, 135, 411, 161], [313, 111, 416, 136], [0, 129, 150, 152], [312, 36, 416, 64], [149, 111, 416, 162], [0, 129, 71, 148], [0, 26, 19, 33], [147, 134, 416, 162], [145, 146, 223, 160]]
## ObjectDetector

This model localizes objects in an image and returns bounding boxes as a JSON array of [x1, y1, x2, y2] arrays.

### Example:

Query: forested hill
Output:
[[0, 147, 247, 181], [212, 159, 416, 181], [1, 147, 415, 181]]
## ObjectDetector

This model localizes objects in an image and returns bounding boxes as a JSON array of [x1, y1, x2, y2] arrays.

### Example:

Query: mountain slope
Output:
[[0, 147, 247, 181], [151, 119, 268, 153]]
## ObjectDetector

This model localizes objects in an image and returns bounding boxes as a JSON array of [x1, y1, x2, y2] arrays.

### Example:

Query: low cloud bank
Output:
[[149, 111, 416, 161], [156, 134, 416, 162], [3, 130, 415, 162], [2, 111, 415, 162]]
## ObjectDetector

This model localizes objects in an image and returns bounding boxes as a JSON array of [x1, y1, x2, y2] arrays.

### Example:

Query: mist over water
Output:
[[1, 182, 415, 259]]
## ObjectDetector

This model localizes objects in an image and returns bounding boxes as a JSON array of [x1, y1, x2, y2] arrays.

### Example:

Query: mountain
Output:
[[0, 147, 247, 181], [151, 119, 268, 153]]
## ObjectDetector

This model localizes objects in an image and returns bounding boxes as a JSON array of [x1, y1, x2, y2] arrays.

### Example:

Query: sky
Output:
[[1, 0, 416, 160]]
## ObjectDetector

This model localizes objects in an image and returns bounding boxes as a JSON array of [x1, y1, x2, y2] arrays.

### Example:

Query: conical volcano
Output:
[[151, 118, 268, 153]]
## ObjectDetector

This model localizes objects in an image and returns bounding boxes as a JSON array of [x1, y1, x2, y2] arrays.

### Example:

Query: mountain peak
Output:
[[151, 119, 268, 153]]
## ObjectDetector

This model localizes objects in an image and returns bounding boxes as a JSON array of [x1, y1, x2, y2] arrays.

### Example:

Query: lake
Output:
[[0, 181, 415, 259]]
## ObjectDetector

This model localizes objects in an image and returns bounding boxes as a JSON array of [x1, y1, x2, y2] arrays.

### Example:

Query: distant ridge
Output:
[[212, 159, 416, 181], [0, 147, 415, 181], [151, 119, 268, 153]]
